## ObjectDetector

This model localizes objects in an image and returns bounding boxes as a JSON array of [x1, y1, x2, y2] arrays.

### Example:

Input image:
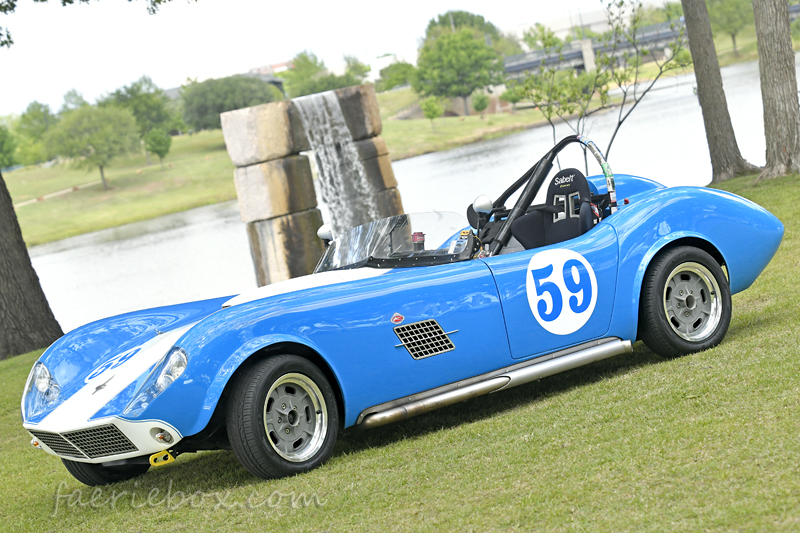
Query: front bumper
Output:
[[25, 417, 182, 464]]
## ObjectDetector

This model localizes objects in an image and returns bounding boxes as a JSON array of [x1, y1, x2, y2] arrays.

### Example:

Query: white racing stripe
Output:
[[223, 267, 390, 308], [27, 323, 195, 433]]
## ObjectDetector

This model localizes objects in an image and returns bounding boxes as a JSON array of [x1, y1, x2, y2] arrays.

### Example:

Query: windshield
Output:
[[315, 212, 473, 272]]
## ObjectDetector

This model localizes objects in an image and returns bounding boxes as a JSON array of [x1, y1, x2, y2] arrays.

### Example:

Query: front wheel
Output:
[[639, 246, 732, 358], [226, 355, 339, 479]]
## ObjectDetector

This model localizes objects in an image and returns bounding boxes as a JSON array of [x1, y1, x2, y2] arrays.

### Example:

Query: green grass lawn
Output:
[[1, 174, 797, 531], [382, 107, 555, 161], [7, 131, 236, 246], [375, 87, 420, 121]]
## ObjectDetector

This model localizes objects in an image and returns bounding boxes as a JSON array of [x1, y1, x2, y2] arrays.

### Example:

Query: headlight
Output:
[[21, 362, 61, 420], [123, 347, 188, 417]]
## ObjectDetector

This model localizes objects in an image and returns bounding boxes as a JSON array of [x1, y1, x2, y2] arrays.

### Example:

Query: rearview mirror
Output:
[[472, 195, 493, 215], [317, 224, 333, 245]]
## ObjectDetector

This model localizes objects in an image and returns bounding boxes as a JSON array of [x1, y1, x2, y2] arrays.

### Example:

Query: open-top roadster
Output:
[[21, 135, 783, 485]]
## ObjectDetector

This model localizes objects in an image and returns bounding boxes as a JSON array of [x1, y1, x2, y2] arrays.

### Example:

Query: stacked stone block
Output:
[[221, 85, 403, 287]]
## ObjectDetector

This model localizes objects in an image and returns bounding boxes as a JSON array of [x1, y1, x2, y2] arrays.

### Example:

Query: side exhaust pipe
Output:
[[361, 339, 632, 429]]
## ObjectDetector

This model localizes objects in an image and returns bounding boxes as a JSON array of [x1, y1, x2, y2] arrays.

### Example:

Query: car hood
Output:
[[25, 296, 230, 424]]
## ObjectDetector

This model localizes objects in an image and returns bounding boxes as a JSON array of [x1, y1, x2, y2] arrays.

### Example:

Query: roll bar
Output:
[[488, 135, 617, 256]]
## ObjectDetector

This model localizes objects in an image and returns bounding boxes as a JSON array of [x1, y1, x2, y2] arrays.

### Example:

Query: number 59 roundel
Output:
[[526, 249, 598, 335]]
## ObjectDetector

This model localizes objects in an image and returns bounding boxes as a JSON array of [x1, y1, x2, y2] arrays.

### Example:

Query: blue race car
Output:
[[21, 135, 783, 485]]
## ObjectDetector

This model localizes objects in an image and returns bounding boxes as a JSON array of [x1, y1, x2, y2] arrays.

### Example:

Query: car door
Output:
[[482, 224, 619, 359]]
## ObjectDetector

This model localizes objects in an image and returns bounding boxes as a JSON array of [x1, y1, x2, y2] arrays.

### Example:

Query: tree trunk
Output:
[[463, 96, 469, 116], [99, 165, 108, 189], [145, 149, 152, 166], [0, 171, 63, 360], [681, 0, 760, 182], [160, 158, 164, 171], [753, 0, 800, 180], [732, 33, 738, 57]]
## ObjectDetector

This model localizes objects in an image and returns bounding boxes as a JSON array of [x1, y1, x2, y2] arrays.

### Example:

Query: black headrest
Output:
[[547, 168, 590, 201]]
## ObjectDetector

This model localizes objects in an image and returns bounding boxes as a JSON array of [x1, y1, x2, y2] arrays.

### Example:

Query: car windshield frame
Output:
[[314, 212, 474, 273]]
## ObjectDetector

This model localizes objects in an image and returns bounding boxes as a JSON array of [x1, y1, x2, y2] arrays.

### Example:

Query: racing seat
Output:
[[511, 168, 596, 250]]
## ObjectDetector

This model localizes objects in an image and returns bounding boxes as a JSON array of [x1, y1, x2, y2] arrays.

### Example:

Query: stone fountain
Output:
[[221, 85, 404, 286]]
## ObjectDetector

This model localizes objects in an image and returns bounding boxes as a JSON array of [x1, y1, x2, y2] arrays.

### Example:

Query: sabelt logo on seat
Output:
[[555, 174, 575, 186]]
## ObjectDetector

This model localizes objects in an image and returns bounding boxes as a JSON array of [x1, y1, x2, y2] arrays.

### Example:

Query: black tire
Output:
[[226, 355, 339, 479], [62, 458, 150, 486], [639, 246, 732, 358]]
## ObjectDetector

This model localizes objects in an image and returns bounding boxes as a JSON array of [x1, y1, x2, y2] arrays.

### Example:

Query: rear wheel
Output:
[[226, 355, 339, 479], [639, 246, 731, 358], [62, 458, 150, 486]]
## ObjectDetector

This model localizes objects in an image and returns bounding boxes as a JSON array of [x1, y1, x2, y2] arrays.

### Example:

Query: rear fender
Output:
[[606, 186, 783, 341]]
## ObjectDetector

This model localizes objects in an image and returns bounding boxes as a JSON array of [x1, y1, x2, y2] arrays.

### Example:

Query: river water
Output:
[[30, 59, 771, 332]]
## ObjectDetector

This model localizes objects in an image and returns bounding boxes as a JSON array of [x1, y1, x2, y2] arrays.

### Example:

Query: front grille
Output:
[[394, 319, 455, 360], [29, 430, 85, 458], [63, 425, 138, 459]]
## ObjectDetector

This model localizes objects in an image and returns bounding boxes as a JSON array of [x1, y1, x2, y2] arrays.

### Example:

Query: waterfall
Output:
[[293, 91, 380, 237]]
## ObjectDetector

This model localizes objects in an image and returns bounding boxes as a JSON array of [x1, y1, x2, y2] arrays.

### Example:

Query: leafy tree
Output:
[[46, 105, 139, 189], [16, 101, 58, 164], [518, 29, 609, 154], [424, 10, 523, 56], [59, 89, 88, 114], [499, 87, 522, 113], [707, 0, 753, 56], [639, 2, 684, 26], [344, 55, 370, 80], [181, 75, 283, 130], [0, 0, 187, 360], [0, 125, 17, 168], [413, 29, 501, 116], [144, 128, 171, 169], [597, 0, 692, 156], [282, 51, 327, 97], [99, 76, 173, 165], [523, 23, 570, 51], [100, 76, 171, 137], [518, 0, 690, 170], [420, 96, 444, 131], [18, 101, 57, 140], [282, 51, 371, 98], [472, 93, 489, 118], [376, 61, 416, 92]]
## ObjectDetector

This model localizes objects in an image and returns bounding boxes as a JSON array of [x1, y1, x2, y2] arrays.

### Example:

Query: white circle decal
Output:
[[526, 249, 598, 335]]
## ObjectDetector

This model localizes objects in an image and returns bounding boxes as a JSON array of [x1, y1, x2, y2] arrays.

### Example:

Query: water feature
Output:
[[294, 91, 380, 236], [30, 59, 774, 333]]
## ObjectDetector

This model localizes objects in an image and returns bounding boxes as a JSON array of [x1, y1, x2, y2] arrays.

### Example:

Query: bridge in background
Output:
[[504, 21, 685, 77]]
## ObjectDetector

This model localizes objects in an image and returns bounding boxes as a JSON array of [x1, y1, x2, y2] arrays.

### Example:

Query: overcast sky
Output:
[[1, 0, 634, 116]]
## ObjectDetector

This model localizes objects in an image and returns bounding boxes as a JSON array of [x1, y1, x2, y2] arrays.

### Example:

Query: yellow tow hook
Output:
[[149, 450, 176, 467]]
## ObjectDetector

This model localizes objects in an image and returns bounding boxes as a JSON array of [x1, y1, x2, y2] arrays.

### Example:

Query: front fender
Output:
[[131, 302, 349, 437], [200, 334, 345, 429]]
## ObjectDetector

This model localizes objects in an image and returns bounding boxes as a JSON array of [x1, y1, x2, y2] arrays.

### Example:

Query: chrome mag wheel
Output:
[[662, 262, 723, 342], [263, 373, 328, 463]]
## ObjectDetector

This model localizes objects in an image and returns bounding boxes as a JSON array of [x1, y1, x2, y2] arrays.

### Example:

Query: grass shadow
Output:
[[70, 343, 667, 497], [333, 342, 664, 456]]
